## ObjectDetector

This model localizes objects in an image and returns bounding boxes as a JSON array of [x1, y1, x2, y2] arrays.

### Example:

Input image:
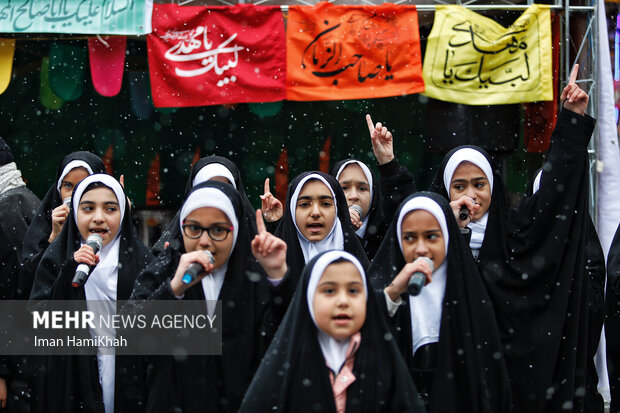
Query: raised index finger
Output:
[[569, 64, 579, 84], [256, 209, 266, 233], [366, 114, 375, 134], [264, 178, 270, 195]]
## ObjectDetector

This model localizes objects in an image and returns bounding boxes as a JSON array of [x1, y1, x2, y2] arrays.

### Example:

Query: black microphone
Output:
[[182, 250, 215, 285], [349, 204, 363, 220], [459, 204, 469, 221], [71, 233, 103, 288], [407, 257, 434, 296]]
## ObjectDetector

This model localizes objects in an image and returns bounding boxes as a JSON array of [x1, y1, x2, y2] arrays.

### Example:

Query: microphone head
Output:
[[86, 233, 103, 250], [349, 204, 363, 219], [416, 256, 434, 273], [202, 250, 215, 265], [63, 197, 72, 207]]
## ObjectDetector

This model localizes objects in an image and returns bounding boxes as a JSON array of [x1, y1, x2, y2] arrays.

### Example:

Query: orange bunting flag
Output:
[[146, 153, 161, 207], [191, 146, 201, 167], [275, 147, 289, 202], [103, 144, 114, 176], [286, 2, 424, 101]]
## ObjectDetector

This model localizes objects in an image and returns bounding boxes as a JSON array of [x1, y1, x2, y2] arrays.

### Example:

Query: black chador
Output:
[[29, 174, 153, 413], [151, 155, 257, 256], [529, 169, 605, 412], [428, 108, 596, 412], [368, 192, 511, 412], [274, 171, 369, 282], [131, 181, 294, 413], [19, 151, 105, 299], [240, 250, 425, 413], [606, 223, 620, 413]]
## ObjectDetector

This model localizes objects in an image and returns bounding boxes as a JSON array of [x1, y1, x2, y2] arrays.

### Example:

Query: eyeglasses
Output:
[[182, 223, 233, 241]]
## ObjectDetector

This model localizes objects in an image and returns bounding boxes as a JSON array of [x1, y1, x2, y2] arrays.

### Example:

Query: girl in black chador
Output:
[[151, 155, 257, 256], [30, 174, 153, 413], [19, 151, 105, 299], [330, 159, 385, 259], [240, 250, 425, 413], [428, 65, 596, 412], [274, 171, 369, 282], [368, 192, 511, 412], [131, 180, 292, 412]]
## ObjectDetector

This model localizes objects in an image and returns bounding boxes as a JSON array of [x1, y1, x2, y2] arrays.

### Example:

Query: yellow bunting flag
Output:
[[0, 39, 15, 95], [423, 4, 552, 105]]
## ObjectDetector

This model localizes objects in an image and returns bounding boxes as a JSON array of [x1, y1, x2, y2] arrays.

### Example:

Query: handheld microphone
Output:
[[459, 204, 469, 221], [407, 257, 434, 296], [349, 204, 363, 220], [63, 197, 72, 207], [182, 250, 215, 285], [71, 233, 103, 288]]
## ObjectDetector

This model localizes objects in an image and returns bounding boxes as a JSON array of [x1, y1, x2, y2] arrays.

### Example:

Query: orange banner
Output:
[[286, 2, 424, 101]]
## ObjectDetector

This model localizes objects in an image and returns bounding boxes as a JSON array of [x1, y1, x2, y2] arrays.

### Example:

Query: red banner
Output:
[[148, 4, 286, 107], [286, 2, 424, 101]]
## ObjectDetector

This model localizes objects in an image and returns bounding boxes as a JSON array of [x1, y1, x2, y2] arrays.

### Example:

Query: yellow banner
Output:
[[423, 5, 552, 105]]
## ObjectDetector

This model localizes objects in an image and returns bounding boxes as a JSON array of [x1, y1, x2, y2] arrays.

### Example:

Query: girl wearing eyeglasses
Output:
[[131, 180, 291, 413]]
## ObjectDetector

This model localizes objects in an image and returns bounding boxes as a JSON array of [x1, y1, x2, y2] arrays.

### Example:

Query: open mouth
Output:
[[332, 314, 352, 323], [89, 228, 109, 235], [307, 223, 324, 233]]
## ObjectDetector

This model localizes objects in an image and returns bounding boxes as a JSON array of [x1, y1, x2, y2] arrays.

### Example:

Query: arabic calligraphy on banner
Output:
[[147, 4, 286, 107], [0, 0, 152, 34], [423, 4, 552, 105], [287, 2, 424, 101]]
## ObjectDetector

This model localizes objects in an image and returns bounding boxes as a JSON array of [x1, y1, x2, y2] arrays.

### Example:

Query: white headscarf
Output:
[[335, 160, 373, 238], [290, 174, 344, 263], [57, 160, 94, 196], [192, 163, 237, 189], [72, 173, 124, 413], [396, 196, 449, 355], [306, 250, 367, 374], [442, 148, 493, 251], [532, 170, 543, 194], [179, 187, 239, 314], [73, 173, 126, 303]]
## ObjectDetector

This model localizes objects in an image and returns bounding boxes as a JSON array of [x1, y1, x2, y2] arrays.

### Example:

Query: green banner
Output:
[[0, 0, 152, 34]]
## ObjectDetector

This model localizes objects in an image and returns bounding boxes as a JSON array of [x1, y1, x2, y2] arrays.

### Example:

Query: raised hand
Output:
[[169, 250, 216, 297], [252, 209, 287, 280], [449, 196, 479, 229], [561, 64, 588, 115], [366, 114, 394, 165], [49, 203, 70, 243], [349, 206, 362, 230], [259, 178, 283, 223], [74, 244, 100, 266], [384, 258, 433, 302]]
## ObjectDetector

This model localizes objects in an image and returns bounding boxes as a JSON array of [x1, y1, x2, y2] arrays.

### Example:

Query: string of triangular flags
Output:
[[0, 3, 554, 107]]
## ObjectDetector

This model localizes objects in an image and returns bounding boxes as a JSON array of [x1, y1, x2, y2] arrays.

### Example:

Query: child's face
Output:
[[295, 180, 336, 242], [312, 261, 366, 340], [401, 210, 446, 269], [338, 164, 371, 218], [449, 161, 491, 221], [76, 187, 121, 247], [60, 167, 89, 201], [182, 207, 234, 269]]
